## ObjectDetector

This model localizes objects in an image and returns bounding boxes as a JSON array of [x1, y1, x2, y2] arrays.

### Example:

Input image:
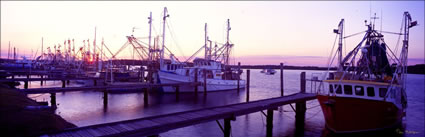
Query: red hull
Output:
[[317, 95, 403, 133]]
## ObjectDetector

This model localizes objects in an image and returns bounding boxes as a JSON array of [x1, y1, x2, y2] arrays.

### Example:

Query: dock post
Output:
[[103, 90, 108, 107], [50, 93, 57, 109], [300, 72, 306, 93], [237, 62, 240, 93], [280, 63, 284, 96], [175, 86, 180, 101], [203, 69, 207, 95], [144, 88, 149, 105], [27, 75, 30, 85], [61, 80, 65, 88], [93, 79, 97, 86], [40, 75, 43, 86], [194, 68, 198, 94], [24, 80, 28, 89], [246, 69, 250, 102], [266, 109, 274, 137], [224, 118, 232, 137], [296, 72, 307, 126], [141, 67, 145, 82], [12, 75, 14, 79]]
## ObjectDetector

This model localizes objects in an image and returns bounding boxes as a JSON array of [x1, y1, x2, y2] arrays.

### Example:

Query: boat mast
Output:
[[224, 19, 231, 66], [94, 27, 97, 69], [401, 12, 417, 88], [41, 37, 43, 59], [204, 23, 208, 60], [337, 19, 344, 70], [160, 7, 169, 68], [148, 12, 152, 62]]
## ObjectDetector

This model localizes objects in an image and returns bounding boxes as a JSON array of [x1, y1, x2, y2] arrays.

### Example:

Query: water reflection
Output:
[[27, 70, 423, 137]]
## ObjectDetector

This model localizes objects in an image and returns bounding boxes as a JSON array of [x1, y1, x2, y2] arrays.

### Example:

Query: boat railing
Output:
[[306, 72, 325, 94]]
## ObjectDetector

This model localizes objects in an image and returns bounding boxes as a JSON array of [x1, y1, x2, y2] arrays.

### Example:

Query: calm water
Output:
[[23, 69, 424, 137]]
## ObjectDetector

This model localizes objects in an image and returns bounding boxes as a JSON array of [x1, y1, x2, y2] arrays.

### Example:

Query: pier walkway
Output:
[[19, 82, 196, 94], [40, 93, 317, 137]]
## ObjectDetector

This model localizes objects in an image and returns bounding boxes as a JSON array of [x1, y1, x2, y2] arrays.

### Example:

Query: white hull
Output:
[[158, 71, 246, 92]]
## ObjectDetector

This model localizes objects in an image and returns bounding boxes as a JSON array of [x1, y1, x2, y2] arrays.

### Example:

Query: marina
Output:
[[1, 1, 424, 137]]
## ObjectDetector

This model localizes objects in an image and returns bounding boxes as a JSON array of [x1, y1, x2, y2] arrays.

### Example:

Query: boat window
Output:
[[329, 84, 334, 93], [355, 86, 364, 96], [367, 87, 375, 97], [379, 88, 388, 97], [335, 85, 342, 94], [167, 65, 170, 70], [344, 85, 353, 95], [186, 70, 189, 76], [208, 62, 211, 66]]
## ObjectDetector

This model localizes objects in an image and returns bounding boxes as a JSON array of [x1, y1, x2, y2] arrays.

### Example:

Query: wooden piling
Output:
[[94, 79, 97, 86], [26, 74, 29, 80], [103, 90, 108, 107], [194, 68, 198, 94], [141, 67, 145, 82], [300, 72, 306, 93], [62, 80, 65, 88], [50, 93, 56, 108], [224, 118, 232, 137], [266, 109, 274, 137], [175, 86, 180, 101], [280, 63, 284, 96], [296, 72, 307, 125], [203, 69, 207, 95], [237, 62, 240, 93], [40, 75, 43, 86], [144, 88, 149, 105], [24, 80, 28, 89], [246, 69, 250, 102]]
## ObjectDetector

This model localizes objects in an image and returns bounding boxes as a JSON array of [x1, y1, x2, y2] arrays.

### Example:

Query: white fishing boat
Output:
[[156, 9, 245, 92], [158, 57, 245, 92]]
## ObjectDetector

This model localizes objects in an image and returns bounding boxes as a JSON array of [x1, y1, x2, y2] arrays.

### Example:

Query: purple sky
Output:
[[1, 1, 424, 66]]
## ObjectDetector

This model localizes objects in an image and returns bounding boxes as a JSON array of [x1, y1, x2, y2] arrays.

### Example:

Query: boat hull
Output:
[[317, 95, 403, 133], [158, 71, 246, 92]]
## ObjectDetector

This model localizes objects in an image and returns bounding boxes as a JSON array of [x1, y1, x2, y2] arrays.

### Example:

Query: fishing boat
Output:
[[156, 9, 245, 92], [316, 12, 417, 133]]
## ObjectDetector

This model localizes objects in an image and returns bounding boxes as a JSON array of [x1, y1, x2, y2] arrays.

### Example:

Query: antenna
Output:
[[371, 13, 379, 30], [380, 9, 383, 33]]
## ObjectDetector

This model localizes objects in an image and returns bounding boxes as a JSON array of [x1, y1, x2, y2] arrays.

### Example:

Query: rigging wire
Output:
[[343, 31, 366, 39], [166, 18, 187, 61], [394, 16, 405, 56]]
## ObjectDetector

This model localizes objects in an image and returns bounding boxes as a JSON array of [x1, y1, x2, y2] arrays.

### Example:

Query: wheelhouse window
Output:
[[329, 84, 334, 93], [367, 87, 375, 97], [379, 88, 388, 97], [355, 86, 364, 96], [335, 84, 342, 94], [344, 85, 353, 95]]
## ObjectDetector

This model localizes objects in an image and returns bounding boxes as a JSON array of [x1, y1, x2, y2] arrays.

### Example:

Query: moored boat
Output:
[[156, 11, 245, 92], [316, 12, 417, 133]]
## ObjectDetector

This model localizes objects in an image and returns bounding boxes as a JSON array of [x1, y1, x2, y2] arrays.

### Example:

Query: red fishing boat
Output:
[[317, 12, 417, 133]]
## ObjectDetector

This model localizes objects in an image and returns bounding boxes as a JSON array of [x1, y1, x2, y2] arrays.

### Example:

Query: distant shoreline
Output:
[[228, 64, 425, 75]]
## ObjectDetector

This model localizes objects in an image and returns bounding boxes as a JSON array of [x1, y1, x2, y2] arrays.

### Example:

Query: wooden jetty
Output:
[[40, 93, 316, 137], [38, 71, 313, 137], [19, 82, 200, 108]]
